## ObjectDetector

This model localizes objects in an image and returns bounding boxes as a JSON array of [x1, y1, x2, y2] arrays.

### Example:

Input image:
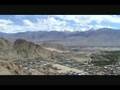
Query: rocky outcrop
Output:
[[13, 39, 53, 59], [0, 61, 25, 75]]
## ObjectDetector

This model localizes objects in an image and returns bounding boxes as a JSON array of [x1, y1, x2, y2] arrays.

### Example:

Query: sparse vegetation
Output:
[[90, 51, 120, 66]]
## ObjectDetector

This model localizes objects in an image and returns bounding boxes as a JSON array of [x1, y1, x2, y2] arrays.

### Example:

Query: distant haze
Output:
[[0, 28, 120, 47], [0, 15, 120, 33]]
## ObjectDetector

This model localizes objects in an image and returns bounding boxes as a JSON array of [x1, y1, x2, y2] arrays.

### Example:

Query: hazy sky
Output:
[[0, 15, 120, 33]]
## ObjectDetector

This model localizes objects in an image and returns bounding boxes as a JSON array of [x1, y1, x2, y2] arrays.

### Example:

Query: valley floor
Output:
[[0, 46, 120, 75]]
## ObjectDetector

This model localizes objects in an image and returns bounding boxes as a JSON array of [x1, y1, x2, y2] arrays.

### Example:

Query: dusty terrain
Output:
[[0, 38, 120, 75]]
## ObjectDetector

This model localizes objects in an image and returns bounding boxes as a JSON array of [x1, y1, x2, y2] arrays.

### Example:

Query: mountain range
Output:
[[0, 28, 120, 47]]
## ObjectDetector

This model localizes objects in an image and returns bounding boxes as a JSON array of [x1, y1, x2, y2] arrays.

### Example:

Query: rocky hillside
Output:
[[13, 39, 53, 59], [0, 38, 60, 61]]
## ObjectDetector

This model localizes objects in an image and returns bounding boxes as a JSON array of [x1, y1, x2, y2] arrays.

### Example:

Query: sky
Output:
[[0, 15, 120, 33]]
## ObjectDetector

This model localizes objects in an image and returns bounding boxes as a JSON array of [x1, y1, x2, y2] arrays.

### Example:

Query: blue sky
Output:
[[0, 15, 120, 33]]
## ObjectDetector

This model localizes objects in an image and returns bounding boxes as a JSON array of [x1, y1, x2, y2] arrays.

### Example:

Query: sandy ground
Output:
[[44, 47, 69, 53], [52, 64, 87, 74], [0, 67, 12, 75]]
